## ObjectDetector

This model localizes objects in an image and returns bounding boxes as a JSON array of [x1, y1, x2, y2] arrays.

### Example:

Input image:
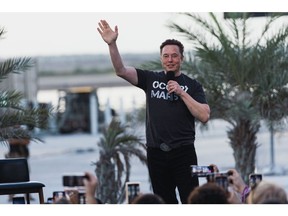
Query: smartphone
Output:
[[215, 175, 229, 192], [249, 173, 262, 188], [191, 165, 214, 177], [53, 191, 66, 202], [125, 182, 140, 204], [206, 172, 227, 183], [63, 174, 87, 187]]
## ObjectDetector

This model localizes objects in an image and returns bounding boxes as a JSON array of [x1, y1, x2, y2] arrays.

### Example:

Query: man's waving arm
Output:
[[97, 20, 138, 86]]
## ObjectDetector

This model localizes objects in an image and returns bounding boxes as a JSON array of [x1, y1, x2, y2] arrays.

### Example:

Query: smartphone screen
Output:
[[249, 173, 262, 188], [53, 191, 66, 202], [63, 174, 86, 187], [125, 182, 140, 204], [191, 165, 214, 177]]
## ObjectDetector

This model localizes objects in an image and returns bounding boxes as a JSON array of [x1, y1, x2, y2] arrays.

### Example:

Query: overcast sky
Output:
[[0, 1, 286, 58], [0, 12, 185, 58]]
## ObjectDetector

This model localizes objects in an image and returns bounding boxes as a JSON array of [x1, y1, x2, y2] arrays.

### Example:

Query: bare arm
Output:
[[227, 169, 247, 194], [180, 90, 210, 123], [168, 80, 210, 123], [83, 172, 99, 204], [97, 20, 138, 85]]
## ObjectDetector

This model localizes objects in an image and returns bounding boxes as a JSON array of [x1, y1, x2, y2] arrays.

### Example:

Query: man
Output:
[[97, 20, 210, 204]]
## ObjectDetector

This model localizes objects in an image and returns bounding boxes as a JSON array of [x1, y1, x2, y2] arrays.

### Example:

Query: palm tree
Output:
[[94, 118, 147, 204], [167, 12, 288, 182], [139, 13, 288, 183], [0, 27, 52, 144]]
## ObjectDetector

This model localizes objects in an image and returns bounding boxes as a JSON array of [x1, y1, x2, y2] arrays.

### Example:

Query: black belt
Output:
[[159, 143, 172, 152], [158, 143, 193, 152]]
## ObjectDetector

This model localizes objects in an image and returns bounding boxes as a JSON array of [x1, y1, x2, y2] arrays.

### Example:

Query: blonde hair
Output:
[[249, 181, 288, 204]]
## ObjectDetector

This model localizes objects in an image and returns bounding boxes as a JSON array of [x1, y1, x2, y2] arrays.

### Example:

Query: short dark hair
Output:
[[131, 193, 165, 204], [160, 39, 184, 57], [188, 183, 229, 204]]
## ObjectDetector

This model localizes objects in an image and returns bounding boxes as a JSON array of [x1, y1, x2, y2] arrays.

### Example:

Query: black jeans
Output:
[[147, 145, 199, 204]]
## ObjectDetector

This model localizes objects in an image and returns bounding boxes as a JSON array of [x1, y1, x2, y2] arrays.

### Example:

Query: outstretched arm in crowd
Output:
[[227, 169, 249, 203], [83, 172, 99, 204]]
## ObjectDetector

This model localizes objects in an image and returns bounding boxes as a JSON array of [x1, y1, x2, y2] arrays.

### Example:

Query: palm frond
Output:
[[165, 12, 288, 180], [0, 27, 5, 38], [0, 57, 33, 82], [0, 91, 24, 109], [95, 118, 147, 203], [0, 26, 53, 145], [254, 14, 281, 47]]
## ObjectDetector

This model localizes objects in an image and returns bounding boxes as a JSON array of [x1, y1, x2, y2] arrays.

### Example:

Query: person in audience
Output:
[[52, 171, 101, 204], [226, 168, 250, 203], [83, 171, 102, 204], [131, 193, 165, 204], [187, 182, 230, 204], [203, 165, 243, 203], [49, 167, 288, 205], [246, 180, 288, 204]]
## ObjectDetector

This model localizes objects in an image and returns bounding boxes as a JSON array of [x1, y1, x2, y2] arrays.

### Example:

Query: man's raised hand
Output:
[[97, 19, 118, 45]]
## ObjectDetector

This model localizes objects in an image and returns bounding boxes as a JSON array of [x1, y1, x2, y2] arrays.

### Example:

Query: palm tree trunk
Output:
[[227, 119, 260, 183], [96, 161, 117, 203]]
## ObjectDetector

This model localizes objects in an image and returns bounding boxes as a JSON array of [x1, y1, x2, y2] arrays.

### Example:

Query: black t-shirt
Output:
[[136, 69, 208, 149]]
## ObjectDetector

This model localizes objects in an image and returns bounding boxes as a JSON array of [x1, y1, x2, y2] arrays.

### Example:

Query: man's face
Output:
[[160, 45, 183, 73]]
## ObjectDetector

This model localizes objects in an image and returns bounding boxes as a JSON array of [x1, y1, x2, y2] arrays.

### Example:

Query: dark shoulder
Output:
[[136, 69, 165, 81], [182, 73, 203, 85], [182, 73, 196, 81], [136, 68, 164, 76]]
